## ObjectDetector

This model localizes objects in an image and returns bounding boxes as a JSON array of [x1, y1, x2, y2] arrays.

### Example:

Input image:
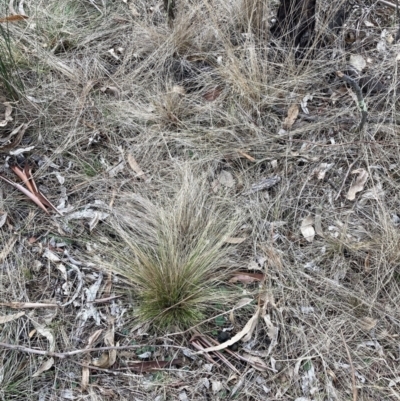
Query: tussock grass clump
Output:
[[110, 168, 240, 330]]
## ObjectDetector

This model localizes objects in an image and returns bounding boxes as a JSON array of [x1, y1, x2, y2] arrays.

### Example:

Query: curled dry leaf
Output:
[[92, 352, 111, 368], [86, 329, 103, 347], [0, 14, 28, 23], [32, 358, 54, 377], [242, 353, 269, 371], [300, 94, 313, 114], [126, 153, 147, 180], [229, 272, 264, 284], [224, 236, 246, 244], [203, 87, 222, 101], [300, 216, 315, 242], [195, 305, 261, 354], [347, 169, 369, 200], [283, 104, 299, 129], [31, 321, 56, 352]]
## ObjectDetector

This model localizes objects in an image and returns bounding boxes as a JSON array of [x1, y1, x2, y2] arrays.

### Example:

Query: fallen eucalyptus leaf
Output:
[[283, 104, 299, 129], [347, 169, 369, 200], [32, 358, 54, 377], [0, 311, 25, 324]]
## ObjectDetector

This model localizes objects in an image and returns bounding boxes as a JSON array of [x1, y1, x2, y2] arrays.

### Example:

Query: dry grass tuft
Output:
[[108, 167, 241, 330]]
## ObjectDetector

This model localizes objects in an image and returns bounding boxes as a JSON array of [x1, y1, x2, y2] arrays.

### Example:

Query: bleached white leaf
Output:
[[300, 306, 315, 314], [263, 385, 271, 394], [270, 356, 278, 372], [43, 248, 61, 262], [107, 48, 120, 60], [300, 94, 313, 114], [86, 272, 103, 302], [178, 392, 188, 401], [263, 314, 279, 356], [195, 305, 261, 353], [211, 380, 223, 394], [315, 163, 334, 180], [349, 54, 366, 72], [388, 377, 400, 387], [200, 377, 210, 389], [300, 216, 315, 242], [355, 371, 366, 383], [301, 362, 317, 395], [138, 351, 152, 359], [31, 321, 55, 352], [60, 389, 76, 400], [0, 212, 7, 228], [247, 260, 263, 271], [108, 162, 125, 177], [218, 170, 235, 188], [55, 172, 65, 184], [56, 263, 68, 281], [9, 146, 35, 155], [377, 40, 386, 53]]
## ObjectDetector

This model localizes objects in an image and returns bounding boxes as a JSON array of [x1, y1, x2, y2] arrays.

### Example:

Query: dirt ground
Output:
[[0, 0, 400, 400]]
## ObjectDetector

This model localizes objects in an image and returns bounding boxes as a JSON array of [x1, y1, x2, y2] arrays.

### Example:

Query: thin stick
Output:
[[378, 0, 398, 9], [0, 342, 183, 359], [340, 331, 357, 401]]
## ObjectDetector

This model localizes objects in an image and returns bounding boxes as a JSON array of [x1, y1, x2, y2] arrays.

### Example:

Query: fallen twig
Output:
[[0, 342, 183, 359]]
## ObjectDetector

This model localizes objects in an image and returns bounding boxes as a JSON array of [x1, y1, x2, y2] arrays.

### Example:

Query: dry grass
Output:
[[0, 0, 399, 399], [107, 167, 241, 330]]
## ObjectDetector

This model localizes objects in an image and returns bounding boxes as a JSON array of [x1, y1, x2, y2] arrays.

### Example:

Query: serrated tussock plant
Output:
[[110, 169, 240, 330]]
